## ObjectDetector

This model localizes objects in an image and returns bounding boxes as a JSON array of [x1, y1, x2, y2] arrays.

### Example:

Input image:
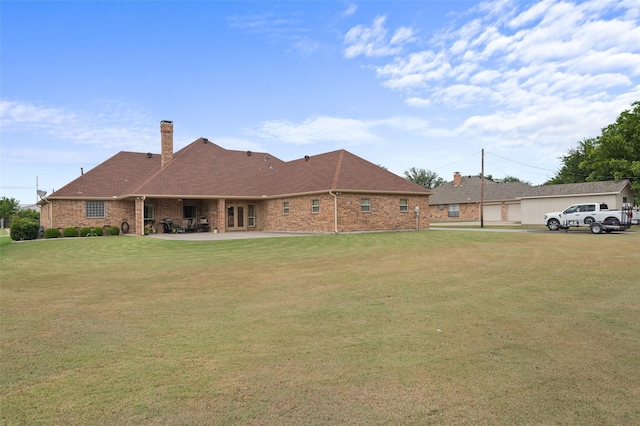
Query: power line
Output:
[[430, 151, 481, 171], [485, 151, 557, 173]]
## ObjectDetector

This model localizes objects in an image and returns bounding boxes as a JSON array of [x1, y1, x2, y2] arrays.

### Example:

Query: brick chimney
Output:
[[161, 120, 173, 168], [453, 172, 462, 186]]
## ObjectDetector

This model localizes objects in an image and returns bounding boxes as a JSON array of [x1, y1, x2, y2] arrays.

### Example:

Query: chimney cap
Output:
[[161, 120, 173, 124]]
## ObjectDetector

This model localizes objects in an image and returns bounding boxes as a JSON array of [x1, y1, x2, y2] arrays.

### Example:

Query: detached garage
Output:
[[519, 180, 634, 225]]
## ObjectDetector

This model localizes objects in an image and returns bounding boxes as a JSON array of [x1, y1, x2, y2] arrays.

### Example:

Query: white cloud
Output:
[[343, 16, 416, 58], [345, 0, 640, 114], [0, 99, 156, 151], [341, 2, 357, 18], [254, 115, 382, 145], [228, 12, 320, 56], [405, 97, 431, 108], [251, 114, 446, 146]]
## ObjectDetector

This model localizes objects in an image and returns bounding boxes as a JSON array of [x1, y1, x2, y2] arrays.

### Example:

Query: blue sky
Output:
[[2, 0, 639, 205]]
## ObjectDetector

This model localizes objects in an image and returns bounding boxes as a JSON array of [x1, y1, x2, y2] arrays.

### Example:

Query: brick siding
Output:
[[262, 193, 430, 233], [45, 194, 430, 235]]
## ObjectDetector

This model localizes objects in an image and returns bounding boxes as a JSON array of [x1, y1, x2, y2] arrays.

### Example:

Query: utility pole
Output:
[[480, 149, 485, 228]]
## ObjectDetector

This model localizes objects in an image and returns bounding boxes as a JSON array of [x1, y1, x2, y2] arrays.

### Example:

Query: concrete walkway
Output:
[[147, 231, 317, 241]]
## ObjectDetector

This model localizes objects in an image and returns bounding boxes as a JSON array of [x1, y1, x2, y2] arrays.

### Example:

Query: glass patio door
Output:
[[227, 205, 246, 230]]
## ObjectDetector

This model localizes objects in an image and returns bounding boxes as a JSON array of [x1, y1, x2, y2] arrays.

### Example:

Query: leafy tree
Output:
[[548, 101, 640, 204], [496, 175, 532, 184], [0, 197, 20, 227], [475, 174, 530, 184], [16, 208, 40, 222], [404, 167, 445, 189], [546, 138, 596, 184]]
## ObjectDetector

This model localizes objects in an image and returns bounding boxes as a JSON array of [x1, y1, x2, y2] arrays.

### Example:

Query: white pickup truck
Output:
[[544, 202, 640, 232]]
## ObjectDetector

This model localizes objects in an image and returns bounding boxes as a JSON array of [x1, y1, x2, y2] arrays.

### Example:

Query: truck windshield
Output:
[[564, 206, 580, 214]]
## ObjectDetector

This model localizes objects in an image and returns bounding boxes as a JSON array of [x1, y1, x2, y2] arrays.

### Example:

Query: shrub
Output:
[[93, 227, 103, 236], [44, 228, 61, 239], [80, 227, 92, 237], [63, 227, 78, 238], [9, 219, 40, 241], [108, 226, 120, 236]]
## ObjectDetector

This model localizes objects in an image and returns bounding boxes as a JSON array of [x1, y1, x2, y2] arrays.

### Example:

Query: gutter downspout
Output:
[[329, 191, 338, 234], [43, 197, 53, 230]]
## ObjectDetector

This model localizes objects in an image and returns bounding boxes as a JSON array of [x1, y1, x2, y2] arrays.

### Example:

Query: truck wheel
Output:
[[590, 223, 603, 234], [584, 216, 595, 225], [547, 218, 560, 231], [603, 217, 620, 227]]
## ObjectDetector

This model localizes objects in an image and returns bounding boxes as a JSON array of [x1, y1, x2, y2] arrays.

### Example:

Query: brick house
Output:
[[39, 121, 432, 235], [429, 172, 532, 222], [429, 172, 634, 224]]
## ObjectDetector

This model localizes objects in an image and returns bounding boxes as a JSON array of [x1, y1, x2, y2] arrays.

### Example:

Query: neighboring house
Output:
[[39, 121, 431, 235], [429, 172, 532, 222], [429, 172, 634, 225], [519, 180, 634, 225]]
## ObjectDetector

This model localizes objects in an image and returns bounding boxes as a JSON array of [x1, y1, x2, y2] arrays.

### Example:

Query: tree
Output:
[[476, 174, 531, 184], [546, 138, 596, 184], [0, 197, 20, 227], [496, 175, 532, 185], [404, 167, 445, 189], [548, 101, 640, 204]]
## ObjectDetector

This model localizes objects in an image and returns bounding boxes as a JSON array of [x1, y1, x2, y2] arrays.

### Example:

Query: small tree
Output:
[[404, 167, 445, 189], [0, 197, 20, 227]]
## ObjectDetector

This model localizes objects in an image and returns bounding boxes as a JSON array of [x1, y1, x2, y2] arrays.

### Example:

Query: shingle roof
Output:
[[519, 180, 631, 199], [51, 151, 162, 198], [429, 176, 631, 205], [429, 176, 531, 204], [49, 139, 431, 199]]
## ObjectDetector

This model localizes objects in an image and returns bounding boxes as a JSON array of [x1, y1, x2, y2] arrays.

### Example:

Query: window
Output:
[[438, 205, 444, 211], [361, 198, 371, 212], [144, 205, 154, 221], [311, 199, 320, 213], [183, 205, 196, 219], [623, 196, 628, 204], [283, 201, 290, 214], [248, 204, 255, 227], [400, 198, 408, 212], [448, 204, 459, 218], [86, 201, 105, 218]]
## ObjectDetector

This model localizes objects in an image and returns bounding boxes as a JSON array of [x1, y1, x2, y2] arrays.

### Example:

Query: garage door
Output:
[[507, 203, 521, 222], [483, 205, 501, 221]]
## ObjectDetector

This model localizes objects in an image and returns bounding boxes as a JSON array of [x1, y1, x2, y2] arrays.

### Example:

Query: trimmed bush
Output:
[[93, 227, 103, 236], [80, 227, 92, 237], [10, 219, 40, 241], [63, 227, 78, 238], [108, 226, 120, 236], [44, 228, 61, 239]]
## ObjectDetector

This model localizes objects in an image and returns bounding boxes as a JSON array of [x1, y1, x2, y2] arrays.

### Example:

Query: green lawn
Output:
[[1, 230, 639, 424]]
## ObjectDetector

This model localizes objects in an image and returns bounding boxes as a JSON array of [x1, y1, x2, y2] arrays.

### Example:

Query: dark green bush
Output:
[[93, 227, 103, 236], [63, 227, 78, 237], [108, 226, 120, 236], [44, 228, 61, 239], [9, 219, 40, 241], [80, 227, 92, 237]]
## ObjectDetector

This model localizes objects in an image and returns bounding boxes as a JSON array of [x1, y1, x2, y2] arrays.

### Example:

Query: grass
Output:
[[1, 230, 639, 424]]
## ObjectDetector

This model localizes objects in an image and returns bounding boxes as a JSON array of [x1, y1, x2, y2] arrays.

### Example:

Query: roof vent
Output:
[[247, 151, 252, 156], [147, 153, 153, 158], [304, 155, 310, 161], [203, 138, 208, 143]]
